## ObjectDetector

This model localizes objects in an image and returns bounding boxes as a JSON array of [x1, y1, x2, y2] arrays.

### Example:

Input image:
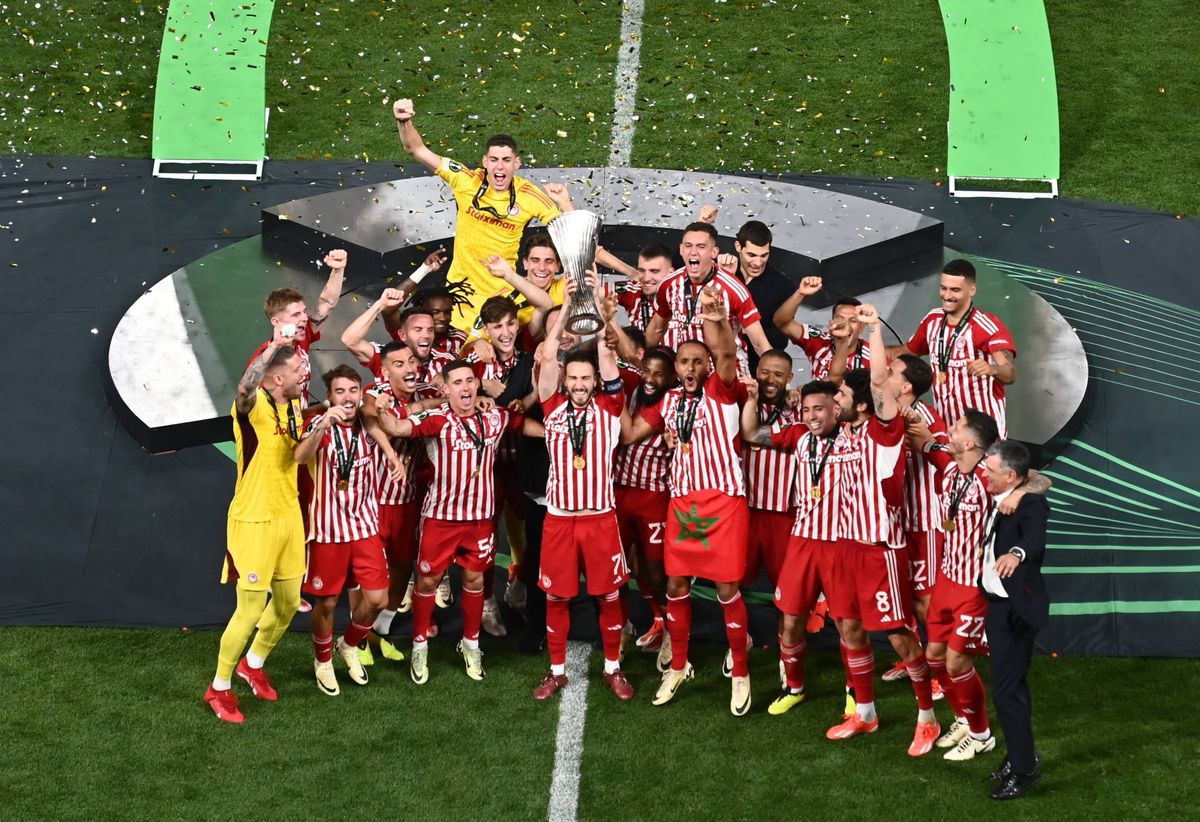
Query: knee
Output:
[[416, 575, 439, 594], [364, 589, 388, 612], [715, 582, 740, 601], [666, 577, 690, 598], [780, 614, 800, 640], [945, 652, 973, 676]]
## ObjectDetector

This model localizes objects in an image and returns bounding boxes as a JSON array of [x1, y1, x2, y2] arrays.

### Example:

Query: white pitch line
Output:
[[607, 0, 646, 168], [546, 641, 592, 822]]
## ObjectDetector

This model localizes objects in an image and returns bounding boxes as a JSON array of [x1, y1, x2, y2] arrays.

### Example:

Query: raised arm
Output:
[[235, 342, 278, 414], [739, 381, 772, 446], [858, 303, 898, 422], [772, 276, 823, 342], [596, 247, 638, 280], [699, 286, 737, 385], [825, 317, 855, 387], [536, 282, 572, 401], [292, 406, 349, 464], [483, 255, 554, 311], [342, 288, 405, 364], [310, 249, 348, 328], [392, 98, 443, 173]]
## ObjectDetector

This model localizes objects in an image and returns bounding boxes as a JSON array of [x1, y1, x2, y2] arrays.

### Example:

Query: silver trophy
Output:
[[547, 209, 604, 336]]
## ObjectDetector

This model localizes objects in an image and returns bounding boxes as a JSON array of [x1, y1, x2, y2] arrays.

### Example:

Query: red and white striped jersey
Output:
[[641, 371, 748, 499], [792, 325, 872, 380], [617, 287, 656, 332], [432, 328, 468, 359], [247, 319, 321, 407], [541, 390, 624, 512], [363, 379, 423, 506], [926, 448, 993, 587], [742, 401, 801, 512], [653, 267, 760, 364], [907, 306, 1016, 436], [903, 400, 949, 532], [771, 424, 858, 541], [840, 415, 907, 548], [304, 416, 381, 543], [409, 406, 522, 521], [364, 341, 452, 402], [467, 350, 529, 460], [614, 394, 672, 493]]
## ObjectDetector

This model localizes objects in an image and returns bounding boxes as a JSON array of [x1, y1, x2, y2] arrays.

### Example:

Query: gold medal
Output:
[[337, 479, 349, 491], [938, 371, 948, 385], [942, 518, 956, 533], [749, 444, 762, 452], [810, 486, 823, 500], [680, 442, 691, 455], [573, 455, 587, 470], [472, 463, 481, 478]]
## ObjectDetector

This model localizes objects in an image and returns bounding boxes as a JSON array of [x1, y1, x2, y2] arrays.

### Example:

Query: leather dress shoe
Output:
[[992, 769, 1042, 800]]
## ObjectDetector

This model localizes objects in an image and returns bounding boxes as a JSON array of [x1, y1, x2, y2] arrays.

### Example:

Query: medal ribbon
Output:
[[566, 402, 589, 460], [470, 177, 516, 220], [266, 393, 299, 442], [675, 391, 701, 445], [807, 433, 838, 492], [945, 462, 982, 522], [460, 412, 488, 473], [684, 273, 715, 323], [332, 416, 362, 486], [936, 305, 976, 376]]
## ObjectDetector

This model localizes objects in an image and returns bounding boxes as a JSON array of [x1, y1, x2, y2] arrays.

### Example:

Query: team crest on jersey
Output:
[[311, 576, 324, 591], [419, 560, 431, 574], [246, 572, 259, 584]]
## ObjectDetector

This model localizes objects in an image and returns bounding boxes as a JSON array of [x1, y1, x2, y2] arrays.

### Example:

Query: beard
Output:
[[637, 383, 668, 409]]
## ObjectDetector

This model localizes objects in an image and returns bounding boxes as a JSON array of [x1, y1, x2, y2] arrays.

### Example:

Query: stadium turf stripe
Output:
[[607, 0, 645, 167], [547, 641, 592, 822]]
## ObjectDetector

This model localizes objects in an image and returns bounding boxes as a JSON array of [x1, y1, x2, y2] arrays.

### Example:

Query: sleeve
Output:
[[983, 314, 1018, 358], [654, 282, 672, 319], [517, 179, 562, 225], [798, 329, 829, 360], [907, 314, 934, 356], [503, 408, 525, 432], [363, 345, 384, 378], [409, 413, 446, 439], [304, 318, 321, 345], [596, 391, 625, 417], [924, 444, 952, 481], [619, 368, 641, 399], [733, 290, 762, 328], [639, 402, 665, 432], [770, 424, 806, 451], [539, 393, 566, 417], [867, 413, 904, 446], [1014, 494, 1049, 565], [706, 369, 745, 400], [434, 157, 481, 196]]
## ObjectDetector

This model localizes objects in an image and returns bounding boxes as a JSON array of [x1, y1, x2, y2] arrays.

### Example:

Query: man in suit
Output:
[[980, 439, 1050, 800]]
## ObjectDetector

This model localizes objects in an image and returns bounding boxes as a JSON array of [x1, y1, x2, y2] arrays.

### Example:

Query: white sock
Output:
[[969, 729, 992, 741], [603, 657, 620, 675], [211, 677, 232, 691], [551, 663, 566, 676], [856, 700, 877, 722], [412, 640, 428, 651], [918, 707, 936, 723], [374, 609, 396, 634], [245, 651, 266, 670], [462, 637, 480, 650]]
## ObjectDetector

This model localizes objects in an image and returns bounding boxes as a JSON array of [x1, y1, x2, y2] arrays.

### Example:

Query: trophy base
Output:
[[565, 313, 604, 336]]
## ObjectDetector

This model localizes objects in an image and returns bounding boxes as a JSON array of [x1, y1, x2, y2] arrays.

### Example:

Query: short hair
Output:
[[321, 363, 362, 393], [644, 346, 676, 373], [962, 408, 1000, 452], [485, 134, 518, 153], [681, 222, 719, 243], [800, 379, 838, 400], [442, 358, 475, 381], [264, 288, 305, 318], [265, 344, 298, 372], [757, 348, 792, 369], [480, 295, 519, 326], [638, 243, 674, 264], [398, 306, 433, 328], [986, 439, 1030, 480], [563, 348, 599, 375], [832, 296, 862, 314], [677, 339, 712, 360], [735, 220, 772, 248], [623, 325, 647, 352], [380, 341, 411, 360], [943, 258, 977, 281], [521, 231, 558, 261], [843, 368, 873, 412], [896, 354, 933, 397]]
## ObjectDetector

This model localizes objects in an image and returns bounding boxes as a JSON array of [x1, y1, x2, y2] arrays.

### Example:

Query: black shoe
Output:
[[991, 769, 1042, 801], [991, 753, 1040, 782]]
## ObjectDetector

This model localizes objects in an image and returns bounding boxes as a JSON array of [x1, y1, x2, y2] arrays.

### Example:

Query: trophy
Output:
[[547, 209, 604, 336]]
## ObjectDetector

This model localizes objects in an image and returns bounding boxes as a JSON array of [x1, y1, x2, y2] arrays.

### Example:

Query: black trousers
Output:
[[518, 500, 548, 637], [986, 598, 1040, 773]]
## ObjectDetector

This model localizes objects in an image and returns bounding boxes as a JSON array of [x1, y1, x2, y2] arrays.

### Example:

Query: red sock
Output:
[[641, 591, 664, 621], [927, 656, 961, 715], [665, 592, 691, 671], [846, 646, 876, 705], [461, 586, 484, 643], [718, 591, 750, 677], [950, 667, 990, 734], [780, 638, 807, 691], [342, 619, 372, 649], [412, 589, 436, 644], [546, 596, 570, 667], [839, 639, 854, 692], [312, 632, 333, 663], [598, 592, 624, 663], [906, 653, 934, 711]]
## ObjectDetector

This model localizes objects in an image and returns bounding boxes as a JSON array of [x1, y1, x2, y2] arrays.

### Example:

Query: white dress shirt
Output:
[[980, 488, 1018, 598]]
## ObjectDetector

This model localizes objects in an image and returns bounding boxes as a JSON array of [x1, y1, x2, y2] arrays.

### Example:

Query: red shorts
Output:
[[615, 486, 669, 564], [416, 518, 495, 578], [906, 530, 942, 596], [833, 541, 913, 633], [774, 536, 839, 616], [539, 511, 630, 599], [743, 507, 794, 587], [378, 501, 421, 565], [664, 490, 748, 584], [303, 534, 389, 597], [926, 578, 990, 654]]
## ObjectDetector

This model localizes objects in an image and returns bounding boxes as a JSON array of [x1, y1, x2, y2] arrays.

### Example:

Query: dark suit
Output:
[[982, 493, 1050, 775]]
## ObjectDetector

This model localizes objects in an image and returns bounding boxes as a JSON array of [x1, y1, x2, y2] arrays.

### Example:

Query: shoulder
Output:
[[916, 308, 944, 329], [541, 392, 567, 415], [714, 270, 752, 300], [515, 178, 557, 210]]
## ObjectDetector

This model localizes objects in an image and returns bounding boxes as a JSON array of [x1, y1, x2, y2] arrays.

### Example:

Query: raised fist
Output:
[[856, 303, 880, 326], [324, 249, 348, 270], [797, 276, 823, 297], [378, 288, 405, 309], [717, 253, 738, 271], [698, 285, 728, 321], [392, 98, 415, 122], [698, 204, 719, 224]]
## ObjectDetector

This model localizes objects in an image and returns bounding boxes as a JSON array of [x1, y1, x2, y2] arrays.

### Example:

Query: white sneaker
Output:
[[944, 732, 996, 761], [655, 631, 673, 673], [398, 579, 415, 614], [722, 633, 753, 678], [936, 717, 970, 749], [778, 658, 786, 689], [336, 638, 369, 685], [314, 659, 339, 696], [652, 662, 694, 706], [410, 645, 429, 685], [435, 573, 454, 609], [481, 597, 507, 637], [731, 675, 752, 717], [457, 641, 486, 681]]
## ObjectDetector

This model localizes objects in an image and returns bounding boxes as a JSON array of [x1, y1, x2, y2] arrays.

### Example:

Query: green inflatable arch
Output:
[[939, 0, 1061, 198]]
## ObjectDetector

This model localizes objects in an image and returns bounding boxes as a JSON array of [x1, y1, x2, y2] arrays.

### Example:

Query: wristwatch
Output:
[[1008, 547, 1026, 562]]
